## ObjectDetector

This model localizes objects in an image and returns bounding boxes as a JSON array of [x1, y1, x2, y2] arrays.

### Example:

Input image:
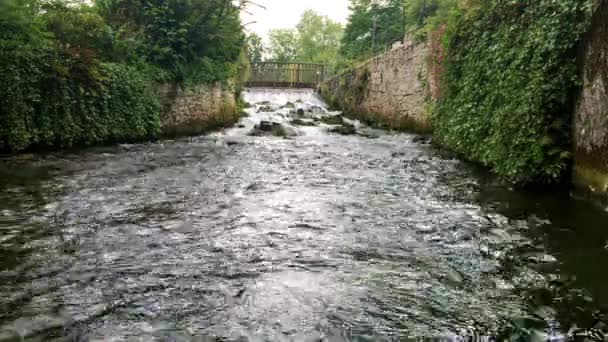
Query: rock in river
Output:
[[249, 121, 296, 137], [329, 123, 357, 136], [290, 119, 318, 127], [320, 115, 345, 126]]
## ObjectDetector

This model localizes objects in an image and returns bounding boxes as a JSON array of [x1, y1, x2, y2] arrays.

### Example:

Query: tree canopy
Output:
[[338, 0, 459, 66], [268, 28, 299, 63], [339, 0, 406, 61], [246, 32, 265, 63], [95, 0, 245, 82], [0, 0, 249, 151], [296, 10, 343, 63], [267, 10, 343, 64]]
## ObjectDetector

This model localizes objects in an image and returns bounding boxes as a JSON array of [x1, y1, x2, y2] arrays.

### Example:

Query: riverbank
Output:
[[0, 0, 247, 154], [320, 1, 606, 197], [318, 37, 432, 134], [0, 79, 243, 155]]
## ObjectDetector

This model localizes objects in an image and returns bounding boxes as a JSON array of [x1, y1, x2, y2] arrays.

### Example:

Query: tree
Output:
[[338, 0, 462, 64], [0, 0, 248, 152], [268, 28, 298, 62], [267, 10, 343, 64], [95, 0, 245, 80], [296, 10, 343, 64], [246, 32, 265, 62], [339, 0, 406, 61]]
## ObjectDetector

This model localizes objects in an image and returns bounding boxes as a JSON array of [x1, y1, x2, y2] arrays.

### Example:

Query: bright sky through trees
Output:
[[241, 0, 350, 42]]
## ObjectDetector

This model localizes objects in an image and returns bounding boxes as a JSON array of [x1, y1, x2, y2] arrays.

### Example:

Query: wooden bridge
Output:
[[246, 62, 328, 89]]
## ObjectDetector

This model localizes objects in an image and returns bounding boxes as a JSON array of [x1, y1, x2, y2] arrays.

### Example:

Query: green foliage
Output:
[[296, 10, 343, 64], [246, 33, 265, 63], [0, 36, 160, 151], [268, 10, 343, 65], [42, 1, 112, 51], [337, 0, 460, 70], [95, 0, 245, 82], [1, 0, 247, 152], [268, 28, 299, 63], [434, 0, 595, 184], [340, 0, 406, 61], [0, 0, 43, 40]]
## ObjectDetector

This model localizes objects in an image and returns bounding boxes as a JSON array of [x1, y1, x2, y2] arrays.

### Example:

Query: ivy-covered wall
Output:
[[0, 0, 247, 153], [433, 0, 595, 185], [0, 45, 161, 152], [573, 0, 608, 195]]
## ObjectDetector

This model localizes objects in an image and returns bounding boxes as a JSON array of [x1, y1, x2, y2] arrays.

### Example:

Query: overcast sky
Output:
[[241, 0, 351, 42]]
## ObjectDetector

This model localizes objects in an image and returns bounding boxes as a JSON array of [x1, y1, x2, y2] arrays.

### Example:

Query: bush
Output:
[[0, 0, 246, 152], [0, 39, 160, 151], [433, 0, 595, 184]]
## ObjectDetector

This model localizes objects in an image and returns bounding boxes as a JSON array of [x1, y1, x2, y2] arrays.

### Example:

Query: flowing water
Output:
[[1, 89, 608, 341]]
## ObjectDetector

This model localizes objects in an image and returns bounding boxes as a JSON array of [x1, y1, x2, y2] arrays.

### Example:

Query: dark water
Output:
[[1, 89, 607, 341]]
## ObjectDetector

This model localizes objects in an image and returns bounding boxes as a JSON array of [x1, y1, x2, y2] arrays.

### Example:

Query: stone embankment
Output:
[[159, 81, 239, 136], [319, 38, 431, 133], [321, 9, 607, 197], [573, 0, 608, 196]]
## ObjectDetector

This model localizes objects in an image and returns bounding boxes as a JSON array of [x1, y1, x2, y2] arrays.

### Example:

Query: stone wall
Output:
[[574, 0, 608, 195], [319, 38, 431, 132], [159, 81, 239, 136]]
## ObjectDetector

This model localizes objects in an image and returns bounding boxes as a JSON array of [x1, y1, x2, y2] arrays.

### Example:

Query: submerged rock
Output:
[[249, 121, 296, 137], [256, 121, 278, 132], [525, 253, 558, 264], [329, 123, 357, 135], [308, 105, 326, 114], [321, 114, 357, 135], [282, 102, 296, 109], [320, 115, 344, 125], [295, 103, 326, 116], [445, 269, 465, 285], [290, 119, 318, 127], [257, 105, 275, 113], [412, 135, 432, 144], [357, 131, 380, 139]]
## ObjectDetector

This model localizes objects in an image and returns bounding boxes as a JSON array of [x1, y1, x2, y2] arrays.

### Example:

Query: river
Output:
[[1, 89, 607, 341]]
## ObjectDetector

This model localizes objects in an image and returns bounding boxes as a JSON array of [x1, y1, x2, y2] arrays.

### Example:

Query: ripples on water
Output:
[[0, 89, 607, 341]]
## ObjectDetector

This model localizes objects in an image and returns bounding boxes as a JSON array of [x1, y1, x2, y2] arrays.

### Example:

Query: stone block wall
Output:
[[319, 38, 431, 132], [574, 0, 608, 195], [159, 81, 238, 136]]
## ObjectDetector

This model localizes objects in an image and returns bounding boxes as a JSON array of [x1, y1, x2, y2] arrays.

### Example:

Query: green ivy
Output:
[[0, 0, 250, 152], [0, 38, 160, 151], [434, 0, 595, 184]]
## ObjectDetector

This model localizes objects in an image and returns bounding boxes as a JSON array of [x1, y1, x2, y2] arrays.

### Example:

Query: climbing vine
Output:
[[0, 0, 247, 152], [433, 0, 596, 184], [0, 38, 160, 151]]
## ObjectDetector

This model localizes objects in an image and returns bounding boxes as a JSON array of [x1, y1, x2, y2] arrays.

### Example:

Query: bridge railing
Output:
[[246, 62, 327, 89]]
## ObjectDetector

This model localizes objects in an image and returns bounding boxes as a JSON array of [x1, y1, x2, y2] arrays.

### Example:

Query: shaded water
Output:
[[1, 89, 607, 341]]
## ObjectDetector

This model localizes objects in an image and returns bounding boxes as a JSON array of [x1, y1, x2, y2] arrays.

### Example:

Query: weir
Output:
[[246, 62, 328, 89]]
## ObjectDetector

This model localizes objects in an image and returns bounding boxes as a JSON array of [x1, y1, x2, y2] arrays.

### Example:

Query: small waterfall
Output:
[[243, 88, 327, 109]]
